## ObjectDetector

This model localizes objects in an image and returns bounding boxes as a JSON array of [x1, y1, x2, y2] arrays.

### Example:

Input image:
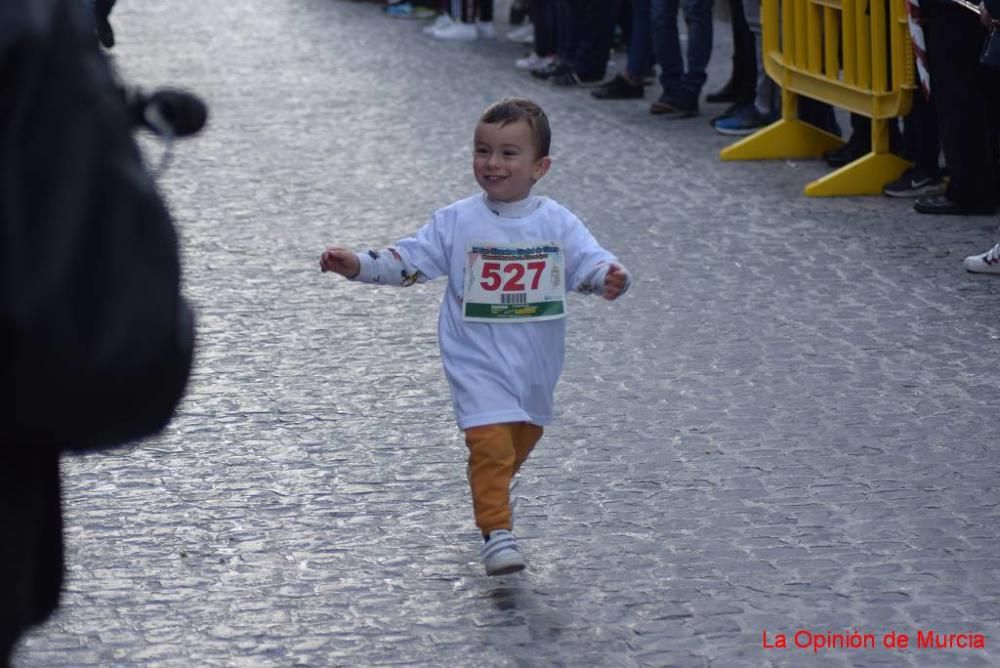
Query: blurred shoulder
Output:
[[0, 0, 64, 50]]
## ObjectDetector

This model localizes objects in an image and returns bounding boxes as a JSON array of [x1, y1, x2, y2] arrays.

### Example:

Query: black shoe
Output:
[[913, 195, 996, 215], [530, 60, 572, 80], [882, 167, 945, 198], [822, 134, 869, 167], [650, 93, 698, 118], [590, 74, 644, 99], [551, 71, 603, 87], [706, 77, 740, 104]]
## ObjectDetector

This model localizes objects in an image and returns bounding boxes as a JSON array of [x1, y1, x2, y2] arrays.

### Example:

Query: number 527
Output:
[[480, 261, 546, 292]]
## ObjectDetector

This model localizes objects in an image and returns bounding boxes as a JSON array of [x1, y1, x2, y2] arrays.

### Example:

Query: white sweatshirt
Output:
[[351, 194, 630, 429]]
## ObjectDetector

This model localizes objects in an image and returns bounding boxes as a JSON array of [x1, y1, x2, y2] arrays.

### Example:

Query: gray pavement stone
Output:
[[11, 1, 1000, 666]]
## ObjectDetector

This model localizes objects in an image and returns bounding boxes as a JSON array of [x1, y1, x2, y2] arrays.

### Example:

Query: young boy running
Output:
[[320, 97, 631, 576]]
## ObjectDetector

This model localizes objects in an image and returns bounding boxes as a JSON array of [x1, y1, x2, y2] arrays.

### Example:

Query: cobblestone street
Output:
[[13, 1, 1000, 666]]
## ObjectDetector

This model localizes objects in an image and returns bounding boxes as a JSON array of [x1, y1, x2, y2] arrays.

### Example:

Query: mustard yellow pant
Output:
[[464, 422, 543, 534]]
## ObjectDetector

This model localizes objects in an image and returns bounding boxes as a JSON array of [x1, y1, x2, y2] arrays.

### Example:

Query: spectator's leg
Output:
[[678, 0, 714, 104], [478, 0, 493, 21], [649, 0, 684, 98], [555, 0, 577, 65], [731, 0, 756, 104], [924, 3, 999, 209], [905, 90, 942, 177], [572, 0, 616, 80], [531, 0, 558, 58], [707, 0, 746, 102], [626, 0, 654, 81]]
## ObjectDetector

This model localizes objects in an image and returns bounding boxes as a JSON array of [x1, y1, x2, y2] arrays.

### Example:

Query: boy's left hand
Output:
[[603, 264, 628, 300]]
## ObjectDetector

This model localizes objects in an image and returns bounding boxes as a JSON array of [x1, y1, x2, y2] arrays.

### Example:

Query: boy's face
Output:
[[473, 120, 551, 202]]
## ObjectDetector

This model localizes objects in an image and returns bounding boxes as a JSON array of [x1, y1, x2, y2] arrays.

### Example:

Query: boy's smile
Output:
[[473, 119, 551, 203]]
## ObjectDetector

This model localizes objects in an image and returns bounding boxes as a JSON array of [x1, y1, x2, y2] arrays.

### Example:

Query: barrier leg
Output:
[[804, 152, 912, 196], [720, 118, 844, 160], [720, 90, 843, 161], [803, 118, 911, 196]]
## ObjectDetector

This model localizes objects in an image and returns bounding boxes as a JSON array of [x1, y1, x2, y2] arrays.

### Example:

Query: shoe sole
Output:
[[652, 110, 698, 119], [882, 184, 946, 198], [486, 562, 526, 576], [713, 125, 761, 136], [650, 103, 697, 118], [555, 78, 603, 88]]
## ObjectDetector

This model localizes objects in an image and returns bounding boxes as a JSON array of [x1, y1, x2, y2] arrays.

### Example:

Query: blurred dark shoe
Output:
[[591, 74, 644, 99], [530, 60, 572, 80], [913, 195, 996, 215], [882, 167, 945, 198], [711, 103, 771, 136], [822, 133, 869, 167], [551, 71, 603, 87], [650, 93, 698, 118]]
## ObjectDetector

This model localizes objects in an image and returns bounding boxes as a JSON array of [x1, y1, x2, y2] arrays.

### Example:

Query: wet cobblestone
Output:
[[13, 1, 1000, 666]]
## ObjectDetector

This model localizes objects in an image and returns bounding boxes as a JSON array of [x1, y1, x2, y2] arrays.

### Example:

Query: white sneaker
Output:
[[506, 23, 534, 44], [515, 52, 553, 70], [423, 13, 452, 34], [480, 529, 526, 576], [964, 242, 1000, 274], [476, 21, 496, 39], [431, 21, 478, 41]]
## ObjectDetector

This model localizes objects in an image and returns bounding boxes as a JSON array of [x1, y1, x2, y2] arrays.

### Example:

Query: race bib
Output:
[[463, 241, 566, 323]]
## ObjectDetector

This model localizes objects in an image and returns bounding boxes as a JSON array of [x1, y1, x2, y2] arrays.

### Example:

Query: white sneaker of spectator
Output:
[[432, 20, 478, 41], [476, 21, 496, 39], [964, 242, 1000, 274], [506, 23, 534, 43], [515, 52, 553, 70], [423, 13, 453, 34]]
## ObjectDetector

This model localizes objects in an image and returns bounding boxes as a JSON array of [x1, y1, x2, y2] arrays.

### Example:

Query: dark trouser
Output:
[[531, 0, 558, 57], [555, 0, 616, 79], [554, 0, 576, 63], [627, 0, 654, 79], [650, 0, 715, 102], [923, 2, 1000, 207], [903, 89, 942, 175], [726, 0, 757, 103], [478, 0, 492, 21], [799, 98, 842, 137], [456, 0, 491, 21]]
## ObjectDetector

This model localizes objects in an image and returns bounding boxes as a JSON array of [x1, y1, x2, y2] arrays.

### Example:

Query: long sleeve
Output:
[[351, 246, 429, 286], [350, 213, 451, 286], [575, 261, 633, 296], [563, 218, 632, 296]]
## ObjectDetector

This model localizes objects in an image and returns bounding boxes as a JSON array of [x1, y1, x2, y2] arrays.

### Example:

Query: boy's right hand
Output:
[[319, 247, 360, 278]]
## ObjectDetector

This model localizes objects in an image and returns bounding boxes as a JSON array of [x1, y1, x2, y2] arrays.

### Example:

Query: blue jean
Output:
[[649, 0, 714, 103], [626, 0, 654, 80]]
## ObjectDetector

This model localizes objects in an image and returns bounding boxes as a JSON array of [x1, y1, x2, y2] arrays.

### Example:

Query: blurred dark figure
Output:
[[914, 0, 1000, 214], [0, 0, 194, 664]]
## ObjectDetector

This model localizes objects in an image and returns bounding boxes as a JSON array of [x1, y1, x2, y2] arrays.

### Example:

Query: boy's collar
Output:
[[483, 193, 541, 219]]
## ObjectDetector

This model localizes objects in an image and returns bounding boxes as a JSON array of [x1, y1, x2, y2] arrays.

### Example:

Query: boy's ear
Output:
[[533, 155, 552, 181]]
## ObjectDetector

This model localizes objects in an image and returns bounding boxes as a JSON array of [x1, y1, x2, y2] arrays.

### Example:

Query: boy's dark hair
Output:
[[479, 97, 551, 158]]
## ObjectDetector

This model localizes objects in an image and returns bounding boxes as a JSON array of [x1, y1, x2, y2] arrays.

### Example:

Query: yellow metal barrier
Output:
[[720, 0, 916, 196]]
